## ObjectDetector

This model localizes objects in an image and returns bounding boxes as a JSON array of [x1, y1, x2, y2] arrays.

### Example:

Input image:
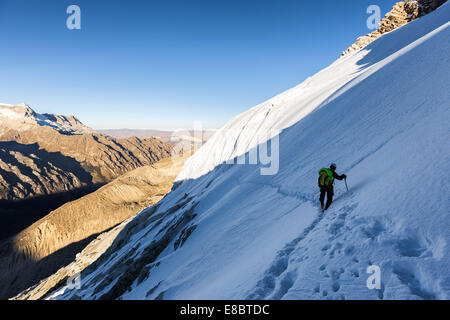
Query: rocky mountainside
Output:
[[0, 103, 173, 201], [342, 0, 447, 56], [1, 157, 185, 300]]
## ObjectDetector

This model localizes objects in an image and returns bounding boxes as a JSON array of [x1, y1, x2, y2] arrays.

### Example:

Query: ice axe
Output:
[[344, 177, 349, 192]]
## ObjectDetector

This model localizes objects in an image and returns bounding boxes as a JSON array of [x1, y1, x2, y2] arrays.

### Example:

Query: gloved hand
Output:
[[342, 174, 347, 179]]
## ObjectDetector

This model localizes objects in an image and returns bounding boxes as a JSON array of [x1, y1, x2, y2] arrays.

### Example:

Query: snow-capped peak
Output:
[[0, 103, 92, 134]]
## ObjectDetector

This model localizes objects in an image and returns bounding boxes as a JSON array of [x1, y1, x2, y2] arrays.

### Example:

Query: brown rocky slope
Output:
[[0, 157, 185, 299]]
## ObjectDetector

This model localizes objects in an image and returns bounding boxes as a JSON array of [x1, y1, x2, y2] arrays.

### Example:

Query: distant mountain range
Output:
[[0, 103, 174, 243], [0, 103, 173, 201], [98, 129, 216, 144]]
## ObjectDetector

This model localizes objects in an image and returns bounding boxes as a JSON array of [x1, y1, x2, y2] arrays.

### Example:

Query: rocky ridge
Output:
[[342, 0, 447, 56]]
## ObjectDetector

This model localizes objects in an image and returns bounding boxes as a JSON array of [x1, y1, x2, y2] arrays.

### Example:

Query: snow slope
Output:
[[51, 3, 450, 300]]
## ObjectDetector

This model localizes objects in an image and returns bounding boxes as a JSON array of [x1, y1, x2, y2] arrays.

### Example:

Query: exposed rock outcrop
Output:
[[342, 0, 447, 56], [0, 141, 90, 200]]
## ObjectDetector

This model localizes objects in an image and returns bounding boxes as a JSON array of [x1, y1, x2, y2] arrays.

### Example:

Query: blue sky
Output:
[[0, 0, 395, 130]]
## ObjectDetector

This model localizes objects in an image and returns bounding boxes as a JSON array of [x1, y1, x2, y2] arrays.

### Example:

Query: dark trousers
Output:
[[320, 186, 334, 210]]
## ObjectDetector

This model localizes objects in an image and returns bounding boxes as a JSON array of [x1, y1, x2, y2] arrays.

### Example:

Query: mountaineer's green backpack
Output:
[[318, 168, 334, 188]]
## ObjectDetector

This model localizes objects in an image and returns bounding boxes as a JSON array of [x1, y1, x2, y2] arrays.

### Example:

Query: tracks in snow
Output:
[[242, 180, 358, 300], [243, 178, 442, 300], [242, 181, 327, 299], [246, 209, 325, 299]]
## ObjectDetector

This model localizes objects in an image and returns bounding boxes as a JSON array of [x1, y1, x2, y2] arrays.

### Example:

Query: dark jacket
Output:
[[331, 170, 345, 181]]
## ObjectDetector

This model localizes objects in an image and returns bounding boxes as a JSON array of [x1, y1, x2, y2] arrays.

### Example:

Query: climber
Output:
[[318, 163, 346, 211]]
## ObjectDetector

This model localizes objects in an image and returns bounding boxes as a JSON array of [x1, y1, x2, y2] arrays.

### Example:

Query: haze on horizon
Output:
[[0, 0, 395, 130]]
